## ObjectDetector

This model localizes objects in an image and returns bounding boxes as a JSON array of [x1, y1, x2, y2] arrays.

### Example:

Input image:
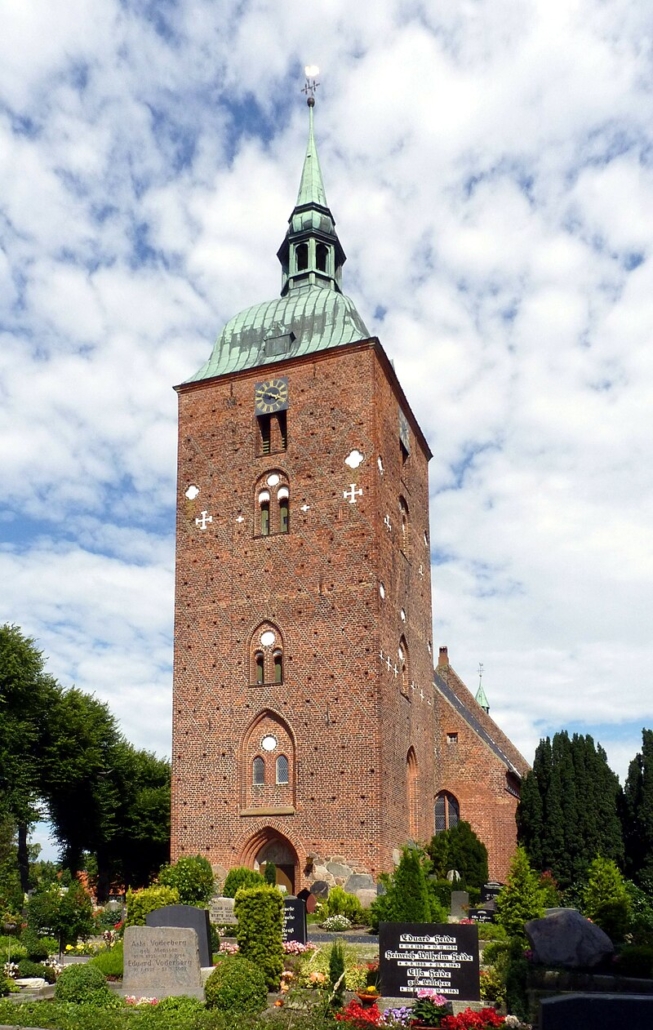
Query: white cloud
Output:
[[1, 0, 652, 787]]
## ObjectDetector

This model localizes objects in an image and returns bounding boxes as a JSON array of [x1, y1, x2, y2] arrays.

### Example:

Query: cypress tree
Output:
[[517, 731, 624, 888], [495, 847, 546, 939], [426, 821, 488, 890], [392, 847, 432, 923], [623, 730, 653, 883]]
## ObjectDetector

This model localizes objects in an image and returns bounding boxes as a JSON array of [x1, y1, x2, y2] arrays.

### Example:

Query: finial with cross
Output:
[[302, 64, 320, 106], [478, 662, 484, 688]]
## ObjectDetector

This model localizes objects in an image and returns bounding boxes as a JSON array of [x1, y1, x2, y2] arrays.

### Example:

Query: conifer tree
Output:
[[426, 821, 488, 890], [391, 847, 432, 923], [517, 731, 623, 887], [622, 730, 653, 884], [495, 847, 546, 939]]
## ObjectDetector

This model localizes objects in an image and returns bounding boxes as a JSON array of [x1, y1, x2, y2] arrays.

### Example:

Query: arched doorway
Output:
[[240, 828, 299, 894]]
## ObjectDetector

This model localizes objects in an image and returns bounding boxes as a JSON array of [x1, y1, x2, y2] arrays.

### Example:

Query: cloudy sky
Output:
[[2, 0, 653, 854]]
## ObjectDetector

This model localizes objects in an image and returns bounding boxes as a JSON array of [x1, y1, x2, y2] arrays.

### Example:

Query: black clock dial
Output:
[[255, 377, 289, 414]]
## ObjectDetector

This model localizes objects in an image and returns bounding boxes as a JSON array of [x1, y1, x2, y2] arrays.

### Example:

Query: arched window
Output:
[[273, 650, 283, 683], [399, 636, 410, 697], [296, 243, 308, 271], [259, 490, 270, 536], [407, 748, 418, 839], [316, 243, 328, 272], [254, 474, 290, 536], [253, 756, 265, 786], [276, 755, 289, 785], [249, 622, 284, 686], [399, 496, 409, 557], [434, 791, 460, 834]]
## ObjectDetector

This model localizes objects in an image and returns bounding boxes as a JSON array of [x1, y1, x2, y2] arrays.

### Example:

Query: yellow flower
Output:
[[65, 945, 73, 952]]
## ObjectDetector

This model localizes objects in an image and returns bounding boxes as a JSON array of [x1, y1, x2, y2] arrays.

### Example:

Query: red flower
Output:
[[440, 1008, 505, 1030], [335, 1000, 383, 1026]]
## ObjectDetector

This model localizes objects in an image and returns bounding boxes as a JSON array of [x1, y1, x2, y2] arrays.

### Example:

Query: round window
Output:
[[261, 735, 277, 752], [260, 630, 276, 647]]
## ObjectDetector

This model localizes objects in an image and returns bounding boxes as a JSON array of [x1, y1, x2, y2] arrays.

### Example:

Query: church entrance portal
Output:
[[242, 829, 298, 894]]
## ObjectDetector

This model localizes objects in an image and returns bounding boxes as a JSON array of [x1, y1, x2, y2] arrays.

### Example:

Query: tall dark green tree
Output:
[[517, 731, 623, 887], [0, 625, 59, 891], [622, 729, 653, 884]]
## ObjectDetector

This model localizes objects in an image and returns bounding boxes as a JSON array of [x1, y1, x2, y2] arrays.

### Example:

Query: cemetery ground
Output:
[[4, 836, 653, 1028]]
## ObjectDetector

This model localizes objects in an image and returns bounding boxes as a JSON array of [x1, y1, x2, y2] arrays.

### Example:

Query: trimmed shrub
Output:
[[89, 939, 124, 978], [55, 963, 115, 1006], [16, 958, 56, 983], [21, 934, 49, 961], [204, 954, 267, 1014], [125, 884, 180, 927], [426, 820, 489, 891], [234, 884, 284, 990], [158, 855, 215, 906], [223, 866, 265, 898], [324, 886, 364, 924]]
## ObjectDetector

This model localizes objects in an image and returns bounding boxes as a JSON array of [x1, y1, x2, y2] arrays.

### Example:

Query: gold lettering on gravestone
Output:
[[123, 926, 202, 994]]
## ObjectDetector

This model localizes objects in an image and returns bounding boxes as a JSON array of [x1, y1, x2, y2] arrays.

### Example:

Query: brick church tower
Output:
[[171, 88, 528, 889]]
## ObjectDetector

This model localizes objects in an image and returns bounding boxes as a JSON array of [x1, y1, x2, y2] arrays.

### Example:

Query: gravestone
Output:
[[540, 993, 653, 1030], [209, 895, 237, 926], [480, 882, 503, 903], [146, 905, 212, 968], [297, 887, 318, 914], [282, 895, 307, 944], [379, 922, 480, 1001], [450, 890, 469, 920], [468, 907, 496, 924], [123, 925, 203, 999]]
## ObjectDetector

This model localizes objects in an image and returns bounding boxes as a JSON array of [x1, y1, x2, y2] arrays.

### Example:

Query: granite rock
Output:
[[344, 873, 375, 893], [526, 909, 614, 969]]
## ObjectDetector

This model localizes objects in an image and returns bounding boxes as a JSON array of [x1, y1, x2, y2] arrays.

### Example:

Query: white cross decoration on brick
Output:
[[384, 514, 392, 532], [343, 484, 363, 504], [393, 663, 399, 677], [195, 511, 213, 530], [418, 564, 424, 577], [410, 681, 416, 691], [419, 687, 425, 700], [235, 515, 244, 523], [379, 650, 385, 662], [385, 655, 392, 672], [300, 504, 310, 512]]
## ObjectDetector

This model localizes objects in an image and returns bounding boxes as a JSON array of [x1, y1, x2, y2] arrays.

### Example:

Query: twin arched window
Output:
[[250, 624, 284, 686], [252, 754, 289, 785], [256, 473, 290, 537]]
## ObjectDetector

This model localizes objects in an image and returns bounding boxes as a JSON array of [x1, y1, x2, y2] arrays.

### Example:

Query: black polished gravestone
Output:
[[282, 896, 307, 944], [146, 905, 212, 968], [379, 923, 480, 1001], [541, 993, 653, 1030], [468, 908, 496, 924], [480, 882, 503, 904]]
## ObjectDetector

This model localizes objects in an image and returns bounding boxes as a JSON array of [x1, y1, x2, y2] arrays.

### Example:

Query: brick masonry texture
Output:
[[171, 335, 529, 890]]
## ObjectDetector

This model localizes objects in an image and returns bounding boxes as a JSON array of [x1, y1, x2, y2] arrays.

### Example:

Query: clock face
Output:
[[255, 377, 289, 414]]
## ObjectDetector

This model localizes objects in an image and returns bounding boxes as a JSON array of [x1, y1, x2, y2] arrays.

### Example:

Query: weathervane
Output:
[[478, 662, 484, 688], [302, 64, 320, 106]]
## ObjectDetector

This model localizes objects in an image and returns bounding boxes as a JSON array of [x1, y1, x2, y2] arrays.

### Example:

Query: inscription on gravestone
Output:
[[282, 896, 307, 944], [379, 922, 480, 1001], [468, 908, 496, 924], [480, 882, 503, 903], [123, 926, 203, 999], [209, 895, 237, 926]]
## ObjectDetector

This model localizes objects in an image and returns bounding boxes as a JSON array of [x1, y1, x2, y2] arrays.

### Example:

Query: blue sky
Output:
[[2, 0, 653, 858]]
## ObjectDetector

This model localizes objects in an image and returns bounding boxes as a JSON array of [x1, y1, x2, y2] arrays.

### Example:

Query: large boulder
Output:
[[526, 908, 614, 969]]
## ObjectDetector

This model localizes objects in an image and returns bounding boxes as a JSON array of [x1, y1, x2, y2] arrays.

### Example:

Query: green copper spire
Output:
[[475, 663, 490, 714], [277, 84, 345, 296], [183, 75, 369, 385], [296, 101, 328, 209]]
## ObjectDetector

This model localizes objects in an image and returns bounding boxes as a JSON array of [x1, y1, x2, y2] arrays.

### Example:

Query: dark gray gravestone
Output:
[[541, 993, 653, 1030], [146, 905, 212, 968], [450, 890, 469, 919], [282, 896, 307, 944], [379, 922, 479, 1001]]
